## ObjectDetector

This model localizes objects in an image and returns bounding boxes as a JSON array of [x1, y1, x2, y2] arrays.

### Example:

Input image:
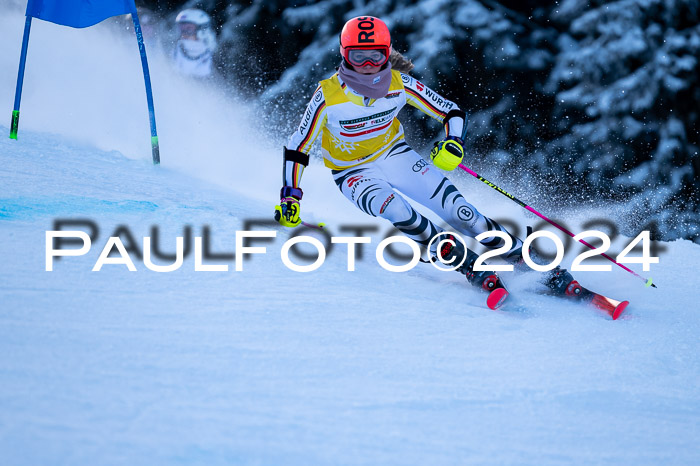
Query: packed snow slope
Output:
[[4, 126, 700, 466], [1, 8, 700, 466]]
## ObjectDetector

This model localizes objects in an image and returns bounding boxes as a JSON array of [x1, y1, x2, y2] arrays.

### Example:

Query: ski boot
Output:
[[543, 266, 583, 297], [432, 233, 508, 309], [508, 245, 583, 297]]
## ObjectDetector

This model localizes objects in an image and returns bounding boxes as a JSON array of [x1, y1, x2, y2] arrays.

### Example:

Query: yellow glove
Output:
[[430, 138, 464, 171], [274, 186, 303, 227], [274, 198, 301, 227]]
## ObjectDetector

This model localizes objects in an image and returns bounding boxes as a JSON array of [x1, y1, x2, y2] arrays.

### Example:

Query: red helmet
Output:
[[340, 16, 391, 68]]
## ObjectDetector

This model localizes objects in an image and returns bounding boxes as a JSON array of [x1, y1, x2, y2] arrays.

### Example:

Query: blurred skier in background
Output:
[[172, 8, 217, 79], [275, 16, 584, 305]]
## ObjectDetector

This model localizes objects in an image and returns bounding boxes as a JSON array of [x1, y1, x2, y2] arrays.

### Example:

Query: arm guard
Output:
[[443, 109, 467, 142], [282, 147, 309, 194]]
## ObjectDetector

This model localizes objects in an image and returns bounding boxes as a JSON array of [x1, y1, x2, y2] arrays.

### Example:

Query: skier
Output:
[[274, 16, 581, 306], [172, 8, 217, 79]]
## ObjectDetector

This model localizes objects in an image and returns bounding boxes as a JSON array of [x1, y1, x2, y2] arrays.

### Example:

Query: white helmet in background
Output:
[[175, 8, 217, 53], [175, 8, 210, 28]]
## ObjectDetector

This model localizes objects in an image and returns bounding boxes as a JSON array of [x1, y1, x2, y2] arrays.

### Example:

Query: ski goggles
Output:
[[178, 22, 198, 38], [345, 47, 390, 68]]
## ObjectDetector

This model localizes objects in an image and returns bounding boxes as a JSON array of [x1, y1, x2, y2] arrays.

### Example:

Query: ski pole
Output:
[[301, 220, 326, 230], [458, 163, 656, 288]]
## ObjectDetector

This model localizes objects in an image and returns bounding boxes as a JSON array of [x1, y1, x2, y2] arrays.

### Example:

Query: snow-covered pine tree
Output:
[[544, 0, 699, 243]]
